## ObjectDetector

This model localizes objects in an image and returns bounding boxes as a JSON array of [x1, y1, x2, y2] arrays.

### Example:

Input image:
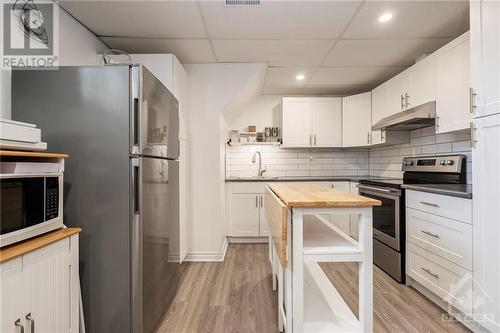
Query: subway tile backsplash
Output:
[[225, 126, 472, 183], [370, 126, 472, 183], [225, 145, 370, 178]]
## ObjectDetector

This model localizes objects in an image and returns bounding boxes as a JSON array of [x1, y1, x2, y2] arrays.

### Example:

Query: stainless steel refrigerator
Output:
[[12, 65, 180, 333]]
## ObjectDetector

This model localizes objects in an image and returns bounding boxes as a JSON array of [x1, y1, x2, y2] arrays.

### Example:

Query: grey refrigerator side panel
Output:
[[12, 66, 133, 332], [136, 65, 179, 159]]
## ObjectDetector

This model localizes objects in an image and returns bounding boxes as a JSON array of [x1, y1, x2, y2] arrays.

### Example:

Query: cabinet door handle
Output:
[[314, 134, 317, 146], [470, 122, 478, 147], [381, 129, 385, 141], [421, 267, 440, 279], [405, 93, 410, 108], [15, 319, 24, 333], [470, 88, 477, 113], [420, 201, 439, 208], [309, 134, 312, 146], [260, 195, 263, 207], [255, 196, 258, 208], [400, 94, 404, 110], [367, 132, 370, 144], [25, 313, 34, 333], [421, 230, 440, 239], [435, 116, 440, 129]]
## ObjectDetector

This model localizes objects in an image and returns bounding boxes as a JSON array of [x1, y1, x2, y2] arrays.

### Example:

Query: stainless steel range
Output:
[[357, 154, 466, 282]]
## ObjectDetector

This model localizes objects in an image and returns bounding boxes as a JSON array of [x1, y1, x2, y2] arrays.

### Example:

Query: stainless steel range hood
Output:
[[372, 101, 436, 131]]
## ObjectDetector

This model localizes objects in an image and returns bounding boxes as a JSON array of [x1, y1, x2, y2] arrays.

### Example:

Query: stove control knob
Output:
[[405, 161, 413, 166], [445, 160, 454, 166], [440, 160, 446, 165]]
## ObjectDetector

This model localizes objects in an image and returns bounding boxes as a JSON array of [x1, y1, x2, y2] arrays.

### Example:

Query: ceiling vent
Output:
[[225, 0, 261, 6]]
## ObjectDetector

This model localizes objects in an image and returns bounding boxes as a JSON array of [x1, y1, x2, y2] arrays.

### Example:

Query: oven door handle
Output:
[[356, 184, 395, 194]]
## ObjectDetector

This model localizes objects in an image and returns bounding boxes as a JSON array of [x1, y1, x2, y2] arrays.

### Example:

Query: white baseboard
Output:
[[183, 237, 228, 262], [227, 236, 267, 244]]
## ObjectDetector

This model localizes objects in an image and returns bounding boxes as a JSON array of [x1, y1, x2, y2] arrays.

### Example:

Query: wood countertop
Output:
[[0, 150, 69, 158], [268, 183, 381, 208], [0, 228, 81, 263]]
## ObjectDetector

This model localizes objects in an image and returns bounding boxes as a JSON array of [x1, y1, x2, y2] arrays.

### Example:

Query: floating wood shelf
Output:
[[227, 141, 281, 146]]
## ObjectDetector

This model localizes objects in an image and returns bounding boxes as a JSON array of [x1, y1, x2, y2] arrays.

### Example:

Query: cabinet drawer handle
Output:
[[255, 196, 258, 208], [420, 201, 439, 208], [421, 267, 439, 279], [15, 319, 24, 333], [25, 313, 34, 333], [421, 230, 440, 239], [260, 195, 263, 207]]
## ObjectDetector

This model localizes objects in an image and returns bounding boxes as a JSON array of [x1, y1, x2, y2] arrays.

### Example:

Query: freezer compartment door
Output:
[[131, 156, 180, 333], [131, 65, 180, 159]]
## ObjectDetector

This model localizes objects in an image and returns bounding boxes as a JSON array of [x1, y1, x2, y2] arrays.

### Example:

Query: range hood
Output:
[[372, 101, 436, 131]]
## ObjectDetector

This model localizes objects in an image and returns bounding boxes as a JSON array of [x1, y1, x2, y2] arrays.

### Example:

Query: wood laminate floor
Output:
[[157, 244, 470, 333]]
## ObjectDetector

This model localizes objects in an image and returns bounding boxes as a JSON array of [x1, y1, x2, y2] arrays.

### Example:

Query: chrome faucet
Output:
[[252, 151, 267, 177]]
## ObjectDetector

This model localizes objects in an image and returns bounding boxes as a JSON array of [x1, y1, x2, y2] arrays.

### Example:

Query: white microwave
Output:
[[0, 173, 63, 247]]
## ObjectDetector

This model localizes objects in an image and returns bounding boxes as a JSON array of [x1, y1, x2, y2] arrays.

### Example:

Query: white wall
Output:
[[229, 94, 283, 132], [0, 7, 107, 119], [184, 63, 264, 258]]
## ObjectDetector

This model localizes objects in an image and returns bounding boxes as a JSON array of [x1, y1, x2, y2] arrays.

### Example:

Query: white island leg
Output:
[[359, 207, 373, 333], [291, 209, 304, 333]]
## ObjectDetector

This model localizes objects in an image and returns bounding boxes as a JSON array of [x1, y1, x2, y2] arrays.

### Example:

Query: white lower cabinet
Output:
[[406, 190, 473, 318], [472, 113, 500, 332], [0, 235, 79, 333], [228, 183, 268, 237], [230, 193, 261, 236], [0, 258, 23, 333]]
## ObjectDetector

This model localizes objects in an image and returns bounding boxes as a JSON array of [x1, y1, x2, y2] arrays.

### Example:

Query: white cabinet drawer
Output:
[[231, 182, 267, 194], [407, 243, 472, 315], [406, 190, 472, 224], [407, 208, 472, 270]]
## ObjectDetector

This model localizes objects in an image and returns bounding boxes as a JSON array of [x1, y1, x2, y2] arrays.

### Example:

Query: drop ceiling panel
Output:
[[309, 67, 406, 86], [323, 38, 452, 67], [60, 1, 207, 38], [212, 40, 334, 66], [343, 1, 469, 39], [199, 1, 361, 39], [99, 38, 216, 63], [264, 67, 315, 86]]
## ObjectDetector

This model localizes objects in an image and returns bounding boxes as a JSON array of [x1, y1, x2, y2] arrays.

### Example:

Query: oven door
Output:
[[357, 184, 401, 251]]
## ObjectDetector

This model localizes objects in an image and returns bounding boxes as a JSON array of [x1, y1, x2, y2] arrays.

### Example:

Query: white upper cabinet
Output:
[[342, 92, 372, 147], [281, 97, 341, 148], [281, 97, 314, 147], [410, 55, 437, 108], [386, 69, 412, 114], [471, 0, 500, 118], [313, 98, 342, 147], [435, 32, 471, 133]]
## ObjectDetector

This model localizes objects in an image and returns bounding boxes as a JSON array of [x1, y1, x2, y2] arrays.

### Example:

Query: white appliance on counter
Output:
[[0, 171, 63, 247], [0, 118, 47, 151]]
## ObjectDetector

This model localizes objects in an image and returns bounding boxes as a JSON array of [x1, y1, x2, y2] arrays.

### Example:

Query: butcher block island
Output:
[[265, 183, 381, 333]]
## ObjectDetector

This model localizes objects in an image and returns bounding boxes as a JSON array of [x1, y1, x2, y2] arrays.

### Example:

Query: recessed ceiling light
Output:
[[296, 74, 305, 81], [378, 12, 393, 23]]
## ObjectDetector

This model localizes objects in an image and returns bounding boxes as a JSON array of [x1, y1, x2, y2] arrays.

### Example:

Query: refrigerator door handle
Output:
[[132, 158, 140, 214]]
